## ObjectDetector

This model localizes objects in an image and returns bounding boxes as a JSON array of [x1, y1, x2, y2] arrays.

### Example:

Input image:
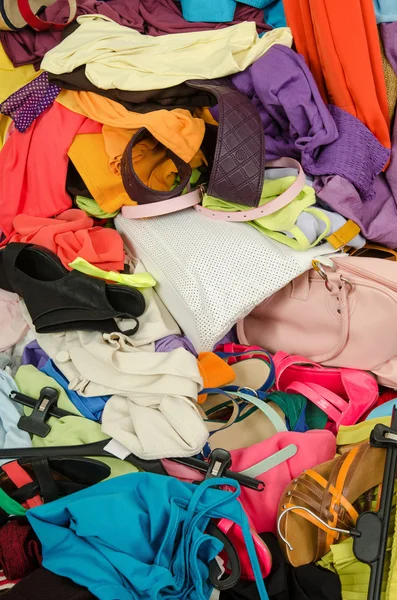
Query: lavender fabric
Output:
[[314, 174, 397, 248], [0, 0, 270, 70], [21, 341, 49, 371], [314, 86, 397, 248], [0, 72, 60, 133], [380, 22, 397, 82], [155, 328, 237, 355], [224, 45, 389, 200]]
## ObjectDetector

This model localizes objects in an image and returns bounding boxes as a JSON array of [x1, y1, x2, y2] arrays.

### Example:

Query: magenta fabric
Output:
[[0, 72, 60, 133], [226, 45, 389, 201], [0, 102, 101, 238], [0, 0, 269, 69], [163, 430, 336, 534]]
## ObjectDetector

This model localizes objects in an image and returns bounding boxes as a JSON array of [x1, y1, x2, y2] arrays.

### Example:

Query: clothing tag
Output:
[[210, 590, 220, 600], [104, 439, 131, 460]]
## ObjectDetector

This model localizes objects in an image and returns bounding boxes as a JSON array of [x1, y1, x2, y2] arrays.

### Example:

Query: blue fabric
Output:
[[366, 399, 397, 421], [27, 473, 270, 600], [263, 0, 286, 28], [373, 0, 397, 24], [0, 369, 32, 465], [40, 360, 109, 421], [180, 0, 236, 23]]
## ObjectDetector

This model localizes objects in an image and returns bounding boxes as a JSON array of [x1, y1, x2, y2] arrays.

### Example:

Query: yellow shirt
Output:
[[42, 15, 292, 91]]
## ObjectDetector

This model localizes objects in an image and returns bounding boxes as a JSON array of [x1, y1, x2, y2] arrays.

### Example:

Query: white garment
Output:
[[41, 15, 292, 91]]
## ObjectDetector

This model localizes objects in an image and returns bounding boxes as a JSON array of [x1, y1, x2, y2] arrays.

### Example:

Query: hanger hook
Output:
[[277, 505, 352, 552]]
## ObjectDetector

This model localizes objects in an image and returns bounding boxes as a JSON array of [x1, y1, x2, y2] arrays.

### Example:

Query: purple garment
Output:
[[21, 340, 49, 371], [0, 72, 60, 133], [314, 174, 397, 248], [0, 0, 144, 70], [380, 22, 397, 76], [226, 45, 389, 200], [155, 328, 237, 355]]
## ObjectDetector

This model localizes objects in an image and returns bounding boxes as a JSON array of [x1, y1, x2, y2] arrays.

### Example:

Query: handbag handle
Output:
[[17, 0, 77, 31]]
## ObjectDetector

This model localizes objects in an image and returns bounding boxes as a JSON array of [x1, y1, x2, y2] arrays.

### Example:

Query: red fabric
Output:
[[1, 463, 42, 509], [0, 102, 101, 238], [6, 209, 125, 271], [0, 520, 42, 580], [361, 388, 397, 420]]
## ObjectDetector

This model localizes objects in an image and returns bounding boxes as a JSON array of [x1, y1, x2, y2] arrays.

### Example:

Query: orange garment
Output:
[[197, 352, 236, 404], [57, 89, 206, 163], [6, 209, 125, 271], [68, 132, 204, 214], [68, 133, 135, 214], [283, 0, 390, 149]]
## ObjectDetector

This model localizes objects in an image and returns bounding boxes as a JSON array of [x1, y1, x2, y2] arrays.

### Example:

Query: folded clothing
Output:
[[6, 209, 125, 271]]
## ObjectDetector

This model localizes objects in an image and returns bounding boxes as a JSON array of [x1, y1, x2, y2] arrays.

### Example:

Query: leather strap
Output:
[[2, 462, 42, 508], [121, 157, 306, 221], [196, 158, 306, 222], [240, 444, 297, 478], [17, 0, 77, 31], [121, 128, 192, 206], [186, 79, 265, 208]]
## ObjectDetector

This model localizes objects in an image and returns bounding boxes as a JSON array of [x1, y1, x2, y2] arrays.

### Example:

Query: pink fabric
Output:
[[0, 290, 28, 353], [274, 351, 379, 429], [0, 102, 101, 238], [7, 209, 125, 271], [163, 429, 336, 534]]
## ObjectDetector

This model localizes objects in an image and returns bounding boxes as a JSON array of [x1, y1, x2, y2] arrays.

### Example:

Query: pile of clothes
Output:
[[0, 0, 397, 599]]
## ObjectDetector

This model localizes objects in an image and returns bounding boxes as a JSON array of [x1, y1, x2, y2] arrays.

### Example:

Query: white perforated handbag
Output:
[[116, 209, 338, 352]]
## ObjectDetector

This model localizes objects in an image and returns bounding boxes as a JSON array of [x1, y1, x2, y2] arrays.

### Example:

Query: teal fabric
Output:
[[27, 473, 270, 600], [180, 0, 236, 23], [263, 0, 286, 28], [373, 0, 397, 24]]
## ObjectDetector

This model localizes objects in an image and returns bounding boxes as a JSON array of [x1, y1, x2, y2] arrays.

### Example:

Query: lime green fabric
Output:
[[0, 488, 27, 516], [69, 257, 157, 289], [318, 483, 397, 600], [14, 366, 138, 479], [203, 176, 331, 250], [337, 417, 391, 447], [75, 195, 119, 219]]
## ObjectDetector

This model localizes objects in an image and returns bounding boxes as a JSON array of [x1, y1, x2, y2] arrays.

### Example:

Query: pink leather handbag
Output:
[[238, 255, 397, 388]]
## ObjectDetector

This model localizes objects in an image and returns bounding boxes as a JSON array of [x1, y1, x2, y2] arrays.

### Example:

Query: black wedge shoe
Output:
[[0, 243, 145, 335]]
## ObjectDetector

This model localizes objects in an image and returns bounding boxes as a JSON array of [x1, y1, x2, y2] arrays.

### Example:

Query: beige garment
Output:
[[42, 15, 292, 91]]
